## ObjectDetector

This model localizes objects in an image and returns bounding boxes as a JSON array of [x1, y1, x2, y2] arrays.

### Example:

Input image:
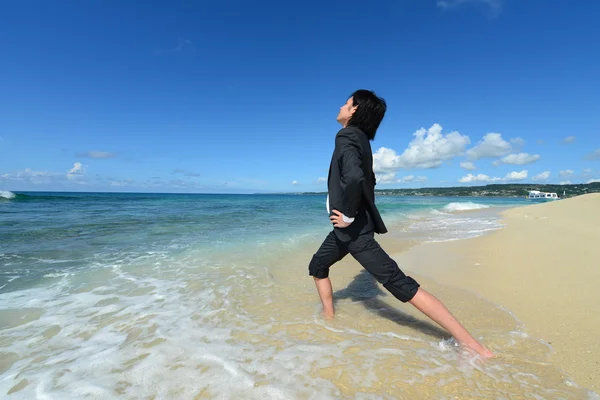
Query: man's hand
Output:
[[330, 209, 353, 228]]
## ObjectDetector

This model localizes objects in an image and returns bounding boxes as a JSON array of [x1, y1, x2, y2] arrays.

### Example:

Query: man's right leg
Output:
[[408, 288, 494, 358], [308, 230, 348, 318], [348, 233, 494, 358]]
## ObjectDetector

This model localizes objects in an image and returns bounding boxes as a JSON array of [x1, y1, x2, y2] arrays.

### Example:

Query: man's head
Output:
[[336, 89, 387, 140]]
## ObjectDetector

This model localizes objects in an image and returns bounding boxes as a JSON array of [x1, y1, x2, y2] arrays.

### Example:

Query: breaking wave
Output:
[[0, 191, 16, 200], [443, 202, 491, 212]]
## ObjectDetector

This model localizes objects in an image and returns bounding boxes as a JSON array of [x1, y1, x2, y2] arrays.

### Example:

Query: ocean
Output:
[[0, 191, 594, 399]]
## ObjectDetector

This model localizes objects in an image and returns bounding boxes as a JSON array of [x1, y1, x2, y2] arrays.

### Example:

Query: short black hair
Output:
[[346, 89, 387, 140]]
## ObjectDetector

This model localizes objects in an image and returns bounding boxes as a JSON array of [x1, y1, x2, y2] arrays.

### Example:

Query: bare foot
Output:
[[462, 341, 495, 359], [322, 311, 334, 320]]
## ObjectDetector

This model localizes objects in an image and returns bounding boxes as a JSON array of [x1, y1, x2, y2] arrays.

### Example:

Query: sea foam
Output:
[[0, 191, 16, 200], [2, 193, 594, 399], [443, 202, 490, 211]]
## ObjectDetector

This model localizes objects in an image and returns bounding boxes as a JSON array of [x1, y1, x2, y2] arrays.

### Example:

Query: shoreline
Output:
[[391, 193, 600, 393], [2, 194, 598, 398]]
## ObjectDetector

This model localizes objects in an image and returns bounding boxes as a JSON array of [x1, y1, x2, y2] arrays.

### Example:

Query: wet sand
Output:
[[394, 193, 600, 393], [2, 195, 598, 398]]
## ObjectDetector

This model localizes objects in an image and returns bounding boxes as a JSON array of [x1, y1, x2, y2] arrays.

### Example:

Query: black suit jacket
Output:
[[327, 126, 388, 239]]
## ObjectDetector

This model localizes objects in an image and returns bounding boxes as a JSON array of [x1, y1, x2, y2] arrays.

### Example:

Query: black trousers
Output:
[[308, 230, 420, 303]]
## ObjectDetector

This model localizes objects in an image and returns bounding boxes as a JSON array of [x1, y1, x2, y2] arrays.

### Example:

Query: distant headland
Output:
[[298, 182, 600, 198]]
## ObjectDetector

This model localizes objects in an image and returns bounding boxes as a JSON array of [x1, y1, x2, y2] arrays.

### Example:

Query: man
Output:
[[308, 90, 494, 358]]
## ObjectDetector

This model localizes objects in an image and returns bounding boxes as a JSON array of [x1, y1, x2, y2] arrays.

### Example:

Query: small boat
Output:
[[527, 190, 559, 201]]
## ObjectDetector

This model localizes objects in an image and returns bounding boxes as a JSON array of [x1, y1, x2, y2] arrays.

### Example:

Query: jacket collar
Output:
[[337, 125, 366, 138]]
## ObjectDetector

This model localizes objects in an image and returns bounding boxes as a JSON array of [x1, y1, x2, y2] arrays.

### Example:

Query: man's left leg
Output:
[[308, 230, 349, 318]]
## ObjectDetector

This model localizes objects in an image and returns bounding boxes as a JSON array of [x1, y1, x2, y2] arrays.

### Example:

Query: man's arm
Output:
[[335, 130, 365, 219]]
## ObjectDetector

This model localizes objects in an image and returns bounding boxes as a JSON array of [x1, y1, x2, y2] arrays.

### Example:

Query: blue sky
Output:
[[1, 0, 599, 193]]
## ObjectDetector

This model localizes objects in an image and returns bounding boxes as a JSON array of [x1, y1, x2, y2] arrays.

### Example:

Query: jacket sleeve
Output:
[[335, 130, 364, 218]]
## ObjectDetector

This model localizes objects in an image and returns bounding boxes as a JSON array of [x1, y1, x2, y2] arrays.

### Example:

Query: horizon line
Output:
[[4, 181, 598, 196]]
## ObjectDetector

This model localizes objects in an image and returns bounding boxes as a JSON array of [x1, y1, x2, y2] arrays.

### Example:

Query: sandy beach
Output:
[[394, 193, 600, 393], [3, 193, 599, 398]]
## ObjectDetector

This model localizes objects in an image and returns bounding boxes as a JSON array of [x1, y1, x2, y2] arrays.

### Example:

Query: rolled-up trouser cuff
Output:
[[308, 257, 330, 279], [383, 275, 420, 303]]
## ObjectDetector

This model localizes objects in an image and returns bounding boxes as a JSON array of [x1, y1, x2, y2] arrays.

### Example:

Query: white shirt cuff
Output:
[[342, 214, 355, 223]]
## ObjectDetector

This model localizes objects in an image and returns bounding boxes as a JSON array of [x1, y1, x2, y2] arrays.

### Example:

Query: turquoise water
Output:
[[1, 191, 525, 294], [2, 191, 595, 399]]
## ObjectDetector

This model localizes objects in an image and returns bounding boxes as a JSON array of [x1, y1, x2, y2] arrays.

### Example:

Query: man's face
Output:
[[336, 97, 357, 126]]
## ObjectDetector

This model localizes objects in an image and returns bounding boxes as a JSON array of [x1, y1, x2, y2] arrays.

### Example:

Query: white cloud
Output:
[[78, 151, 116, 159], [375, 172, 399, 184], [398, 175, 427, 184], [374, 172, 427, 185], [560, 180, 572, 185], [172, 169, 201, 177], [459, 169, 528, 183], [536, 139, 544, 145], [291, 180, 299, 185], [110, 179, 135, 187], [505, 170, 528, 180], [583, 149, 600, 161], [562, 136, 576, 144], [154, 38, 195, 55], [16, 168, 54, 178], [157, 178, 218, 190], [437, 0, 503, 16], [67, 162, 86, 181], [373, 124, 470, 171], [582, 168, 593, 176], [559, 169, 574, 178], [0, 165, 85, 186], [373, 148, 400, 172], [587, 179, 600, 184], [317, 177, 326, 183], [459, 173, 499, 183], [460, 161, 476, 170], [68, 162, 83, 175], [0, 168, 57, 184], [493, 153, 540, 166], [18, 168, 53, 179], [510, 137, 525, 148], [532, 171, 551, 181], [466, 133, 513, 160]]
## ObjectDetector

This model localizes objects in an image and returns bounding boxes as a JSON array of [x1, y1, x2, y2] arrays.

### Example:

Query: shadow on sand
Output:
[[333, 270, 449, 341]]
